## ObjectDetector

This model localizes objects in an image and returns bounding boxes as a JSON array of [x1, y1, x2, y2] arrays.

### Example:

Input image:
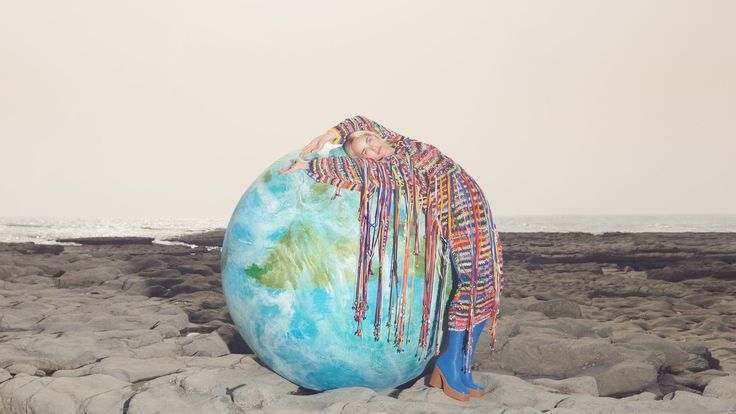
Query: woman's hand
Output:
[[279, 158, 309, 175], [299, 132, 335, 158]]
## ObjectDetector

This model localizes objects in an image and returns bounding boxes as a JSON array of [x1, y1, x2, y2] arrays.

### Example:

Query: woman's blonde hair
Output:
[[344, 130, 380, 158]]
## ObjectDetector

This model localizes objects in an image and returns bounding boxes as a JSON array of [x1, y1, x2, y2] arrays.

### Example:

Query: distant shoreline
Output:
[[3, 229, 736, 248], [3, 215, 736, 245]]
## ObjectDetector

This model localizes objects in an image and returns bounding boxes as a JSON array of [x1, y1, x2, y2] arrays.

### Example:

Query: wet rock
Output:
[[54, 266, 123, 288], [165, 230, 225, 247], [56, 237, 154, 245]]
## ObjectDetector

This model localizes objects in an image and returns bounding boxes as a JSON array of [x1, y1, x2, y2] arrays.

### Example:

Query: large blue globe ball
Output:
[[221, 148, 451, 391]]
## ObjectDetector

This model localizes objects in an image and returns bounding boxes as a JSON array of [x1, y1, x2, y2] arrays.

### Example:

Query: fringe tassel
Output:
[[347, 155, 501, 365], [350, 156, 451, 357]]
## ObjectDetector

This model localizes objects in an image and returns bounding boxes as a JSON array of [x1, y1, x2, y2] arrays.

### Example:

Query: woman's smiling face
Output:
[[346, 131, 394, 161]]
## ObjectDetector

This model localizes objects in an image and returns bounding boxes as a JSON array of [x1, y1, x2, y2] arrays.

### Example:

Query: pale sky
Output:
[[2, 0, 734, 219]]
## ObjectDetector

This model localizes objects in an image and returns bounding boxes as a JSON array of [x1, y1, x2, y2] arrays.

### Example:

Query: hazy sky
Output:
[[2, 0, 734, 219]]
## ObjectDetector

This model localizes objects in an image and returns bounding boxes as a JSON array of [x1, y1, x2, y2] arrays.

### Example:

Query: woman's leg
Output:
[[446, 257, 494, 393], [432, 326, 470, 395], [430, 171, 498, 399], [442, 220, 497, 395], [428, 247, 471, 400], [461, 317, 487, 391]]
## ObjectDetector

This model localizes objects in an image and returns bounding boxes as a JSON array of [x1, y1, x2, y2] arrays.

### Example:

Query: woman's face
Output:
[[347, 132, 393, 161]]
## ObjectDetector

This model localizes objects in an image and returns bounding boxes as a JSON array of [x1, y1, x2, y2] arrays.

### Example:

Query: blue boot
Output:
[[429, 329, 470, 401], [460, 318, 487, 396]]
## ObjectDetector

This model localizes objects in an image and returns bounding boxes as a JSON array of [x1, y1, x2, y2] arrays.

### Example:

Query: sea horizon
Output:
[[1, 214, 735, 245]]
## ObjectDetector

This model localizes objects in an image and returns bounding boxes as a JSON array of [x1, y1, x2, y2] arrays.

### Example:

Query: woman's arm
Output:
[[299, 131, 336, 158], [278, 155, 390, 192], [306, 156, 394, 193], [306, 157, 364, 192], [300, 115, 406, 158], [328, 115, 404, 145]]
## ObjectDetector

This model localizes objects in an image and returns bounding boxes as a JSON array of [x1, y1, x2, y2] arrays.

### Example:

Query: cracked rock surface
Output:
[[1, 231, 735, 413]]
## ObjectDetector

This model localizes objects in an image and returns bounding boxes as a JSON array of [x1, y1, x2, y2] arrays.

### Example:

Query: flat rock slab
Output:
[[56, 237, 155, 245]]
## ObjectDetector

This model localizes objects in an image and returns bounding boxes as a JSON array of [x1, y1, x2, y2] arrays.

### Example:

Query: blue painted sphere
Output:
[[221, 148, 450, 391]]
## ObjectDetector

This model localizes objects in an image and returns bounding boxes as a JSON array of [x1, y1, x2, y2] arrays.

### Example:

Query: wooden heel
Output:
[[468, 387, 486, 397], [428, 366, 443, 388], [427, 366, 470, 401]]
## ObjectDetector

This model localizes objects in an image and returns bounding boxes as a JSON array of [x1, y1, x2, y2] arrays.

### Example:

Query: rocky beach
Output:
[[1, 230, 736, 413]]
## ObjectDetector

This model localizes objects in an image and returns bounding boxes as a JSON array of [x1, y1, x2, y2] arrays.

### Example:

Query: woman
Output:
[[279, 115, 504, 401]]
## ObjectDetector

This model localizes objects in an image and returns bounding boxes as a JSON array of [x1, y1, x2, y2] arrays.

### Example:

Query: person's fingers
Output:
[[302, 139, 323, 155], [300, 144, 317, 156], [278, 160, 296, 174], [281, 157, 310, 174]]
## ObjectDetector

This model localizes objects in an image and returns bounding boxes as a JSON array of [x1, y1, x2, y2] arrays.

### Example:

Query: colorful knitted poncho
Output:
[[305, 115, 504, 371]]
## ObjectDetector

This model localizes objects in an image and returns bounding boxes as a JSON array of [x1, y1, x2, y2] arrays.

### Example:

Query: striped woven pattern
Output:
[[305, 115, 504, 371]]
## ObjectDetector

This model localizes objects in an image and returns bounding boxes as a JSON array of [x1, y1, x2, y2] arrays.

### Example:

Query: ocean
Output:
[[1, 215, 735, 245]]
